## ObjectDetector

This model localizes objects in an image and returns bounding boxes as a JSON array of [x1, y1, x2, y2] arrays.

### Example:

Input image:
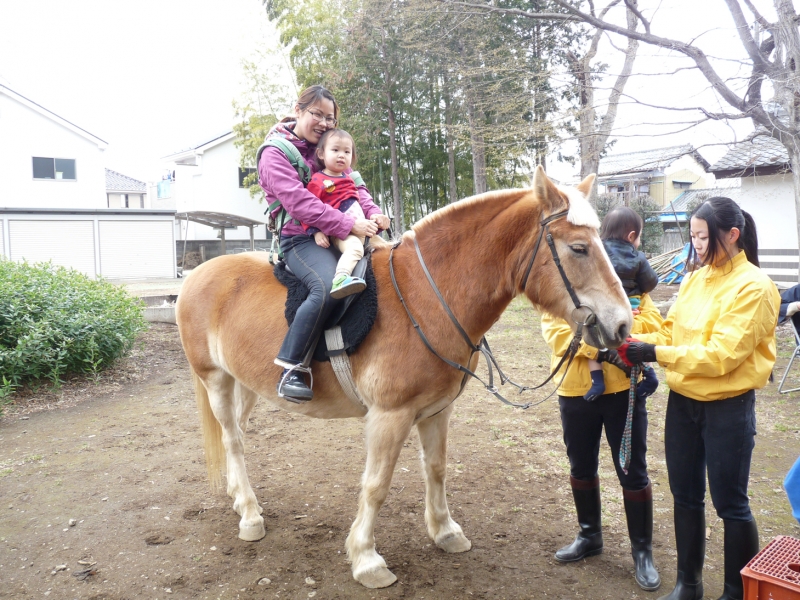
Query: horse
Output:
[[175, 166, 632, 589]]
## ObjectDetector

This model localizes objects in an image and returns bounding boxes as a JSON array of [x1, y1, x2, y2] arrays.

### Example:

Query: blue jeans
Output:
[[276, 235, 340, 365], [665, 390, 756, 521], [558, 390, 650, 491]]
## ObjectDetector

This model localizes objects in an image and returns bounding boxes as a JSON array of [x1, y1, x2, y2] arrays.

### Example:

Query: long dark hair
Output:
[[688, 196, 759, 270], [279, 85, 339, 124], [600, 206, 643, 242]]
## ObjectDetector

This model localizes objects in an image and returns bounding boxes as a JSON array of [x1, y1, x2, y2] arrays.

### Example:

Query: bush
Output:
[[594, 194, 664, 256], [0, 260, 147, 396]]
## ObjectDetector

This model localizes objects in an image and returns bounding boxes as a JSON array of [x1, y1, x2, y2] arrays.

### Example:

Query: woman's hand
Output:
[[351, 218, 379, 238], [371, 214, 391, 230], [313, 231, 330, 248]]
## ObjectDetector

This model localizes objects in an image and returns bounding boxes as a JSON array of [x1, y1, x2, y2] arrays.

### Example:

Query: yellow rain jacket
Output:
[[635, 251, 780, 401], [541, 293, 663, 397]]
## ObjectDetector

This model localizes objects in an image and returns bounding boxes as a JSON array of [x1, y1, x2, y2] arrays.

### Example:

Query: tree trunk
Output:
[[443, 70, 459, 204], [465, 87, 487, 195], [386, 87, 403, 233]]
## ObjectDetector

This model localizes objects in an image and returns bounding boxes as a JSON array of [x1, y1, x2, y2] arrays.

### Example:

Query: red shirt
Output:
[[306, 172, 358, 211]]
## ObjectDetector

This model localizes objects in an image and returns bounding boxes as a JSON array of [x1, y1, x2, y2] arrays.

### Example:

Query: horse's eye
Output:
[[570, 244, 588, 255]]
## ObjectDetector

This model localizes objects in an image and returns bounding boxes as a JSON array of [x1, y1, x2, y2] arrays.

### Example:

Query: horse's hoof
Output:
[[436, 532, 472, 553], [238, 519, 266, 542], [355, 566, 397, 589]]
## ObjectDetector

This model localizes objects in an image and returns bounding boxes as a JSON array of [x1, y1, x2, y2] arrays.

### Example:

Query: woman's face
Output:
[[690, 216, 711, 264], [691, 216, 740, 266], [293, 98, 336, 145]]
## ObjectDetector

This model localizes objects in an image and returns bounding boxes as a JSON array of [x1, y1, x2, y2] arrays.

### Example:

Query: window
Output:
[[673, 180, 692, 189], [33, 157, 76, 180], [239, 167, 257, 188]]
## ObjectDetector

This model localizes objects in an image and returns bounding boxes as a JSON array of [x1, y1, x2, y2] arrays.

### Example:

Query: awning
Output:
[[175, 211, 265, 264]]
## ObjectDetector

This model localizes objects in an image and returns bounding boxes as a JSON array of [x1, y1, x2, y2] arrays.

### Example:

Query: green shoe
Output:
[[330, 274, 367, 299]]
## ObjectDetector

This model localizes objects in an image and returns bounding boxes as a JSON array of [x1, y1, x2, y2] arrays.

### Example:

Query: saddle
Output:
[[273, 253, 378, 363]]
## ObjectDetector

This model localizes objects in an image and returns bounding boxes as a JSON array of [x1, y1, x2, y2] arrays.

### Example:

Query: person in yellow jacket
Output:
[[541, 290, 663, 591], [617, 197, 780, 600]]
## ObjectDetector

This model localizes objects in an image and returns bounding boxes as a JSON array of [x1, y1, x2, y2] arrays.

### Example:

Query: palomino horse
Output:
[[175, 166, 632, 589]]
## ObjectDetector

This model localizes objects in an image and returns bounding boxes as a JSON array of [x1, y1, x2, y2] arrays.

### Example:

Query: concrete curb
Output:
[[144, 306, 176, 324]]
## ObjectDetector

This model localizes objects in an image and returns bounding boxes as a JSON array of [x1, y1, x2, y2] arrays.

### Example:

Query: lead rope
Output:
[[619, 364, 641, 474]]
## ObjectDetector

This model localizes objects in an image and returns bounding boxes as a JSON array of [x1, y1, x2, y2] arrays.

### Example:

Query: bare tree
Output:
[[446, 0, 800, 279]]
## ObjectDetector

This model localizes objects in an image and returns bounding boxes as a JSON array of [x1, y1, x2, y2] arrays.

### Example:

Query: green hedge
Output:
[[0, 260, 147, 397]]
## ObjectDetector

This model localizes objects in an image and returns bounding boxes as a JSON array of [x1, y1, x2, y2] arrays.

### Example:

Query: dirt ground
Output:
[[1, 285, 799, 600]]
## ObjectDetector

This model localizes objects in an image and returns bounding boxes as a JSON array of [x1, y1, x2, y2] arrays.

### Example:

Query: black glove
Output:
[[596, 348, 632, 377], [617, 340, 657, 366]]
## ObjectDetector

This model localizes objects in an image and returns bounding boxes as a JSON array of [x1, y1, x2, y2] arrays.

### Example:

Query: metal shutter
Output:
[[9, 220, 96, 277], [99, 220, 174, 279], [0, 220, 4, 257]]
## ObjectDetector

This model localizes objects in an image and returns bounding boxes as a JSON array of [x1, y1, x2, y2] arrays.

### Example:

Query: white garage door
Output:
[[99, 220, 174, 279], [9, 220, 96, 277], [0, 220, 4, 257]]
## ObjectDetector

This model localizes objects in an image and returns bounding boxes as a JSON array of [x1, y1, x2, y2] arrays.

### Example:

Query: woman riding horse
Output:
[[258, 85, 384, 402]]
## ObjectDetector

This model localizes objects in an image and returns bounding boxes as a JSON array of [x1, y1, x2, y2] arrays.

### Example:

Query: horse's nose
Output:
[[615, 322, 630, 346]]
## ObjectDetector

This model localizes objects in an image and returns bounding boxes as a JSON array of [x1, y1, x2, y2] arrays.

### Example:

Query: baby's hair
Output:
[[315, 129, 357, 171], [600, 206, 643, 242]]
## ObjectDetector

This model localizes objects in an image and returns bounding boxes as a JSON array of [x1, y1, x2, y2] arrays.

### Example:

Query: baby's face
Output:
[[322, 136, 353, 174]]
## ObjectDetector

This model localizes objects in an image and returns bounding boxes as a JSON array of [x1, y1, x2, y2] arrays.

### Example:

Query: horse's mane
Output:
[[411, 184, 599, 238]]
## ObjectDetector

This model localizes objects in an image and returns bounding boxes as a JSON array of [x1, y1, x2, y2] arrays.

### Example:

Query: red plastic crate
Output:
[[742, 535, 800, 600]]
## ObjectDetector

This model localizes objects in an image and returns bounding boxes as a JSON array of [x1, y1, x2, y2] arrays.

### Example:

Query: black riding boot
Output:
[[716, 518, 759, 600], [657, 505, 705, 600], [624, 483, 661, 591], [555, 476, 603, 562]]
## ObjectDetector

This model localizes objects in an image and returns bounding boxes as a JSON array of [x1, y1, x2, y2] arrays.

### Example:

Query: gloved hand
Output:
[[596, 348, 632, 376], [636, 365, 659, 399], [617, 339, 657, 367], [787, 301, 800, 317]]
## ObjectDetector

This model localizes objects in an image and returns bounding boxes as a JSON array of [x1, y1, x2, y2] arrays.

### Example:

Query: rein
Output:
[[389, 209, 596, 409]]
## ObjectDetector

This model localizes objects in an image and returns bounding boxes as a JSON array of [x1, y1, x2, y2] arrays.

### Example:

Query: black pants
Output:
[[559, 390, 650, 490], [665, 390, 756, 521], [276, 234, 340, 365]]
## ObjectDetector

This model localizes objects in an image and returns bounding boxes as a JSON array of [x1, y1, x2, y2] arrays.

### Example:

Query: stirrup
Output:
[[277, 364, 314, 400]]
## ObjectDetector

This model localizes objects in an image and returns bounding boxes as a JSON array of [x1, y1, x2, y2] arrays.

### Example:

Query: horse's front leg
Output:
[[205, 371, 265, 541], [346, 409, 415, 589], [416, 404, 471, 553]]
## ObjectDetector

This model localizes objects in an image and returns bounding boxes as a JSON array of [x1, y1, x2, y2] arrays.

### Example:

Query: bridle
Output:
[[389, 208, 599, 409]]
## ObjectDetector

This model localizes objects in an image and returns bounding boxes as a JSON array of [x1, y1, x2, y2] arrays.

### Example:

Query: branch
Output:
[[436, 1, 578, 21], [623, 0, 649, 34], [740, 0, 772, 31], [721, 0, 773, 74]]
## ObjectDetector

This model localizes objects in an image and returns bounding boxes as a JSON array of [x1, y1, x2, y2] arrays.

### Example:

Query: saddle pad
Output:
[[273, 258, 378, 363]]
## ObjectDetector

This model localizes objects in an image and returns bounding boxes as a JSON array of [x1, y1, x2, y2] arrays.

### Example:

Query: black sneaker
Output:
[[277, 369, 313, 402]]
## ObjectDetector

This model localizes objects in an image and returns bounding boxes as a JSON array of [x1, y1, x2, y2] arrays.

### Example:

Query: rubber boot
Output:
[[555, 476, 603, 562], [657, 505, 705, 600], [716, 518, 759, 600], [623, 483, 661, 591]]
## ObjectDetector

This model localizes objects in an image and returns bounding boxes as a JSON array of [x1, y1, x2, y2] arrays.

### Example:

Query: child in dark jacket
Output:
[[585, 207, 659, 402]]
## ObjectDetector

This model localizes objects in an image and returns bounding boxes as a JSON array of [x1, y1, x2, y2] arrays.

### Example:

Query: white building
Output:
[[0, 84, 108, 208], [709, 130, 798, 286], [157, 131, 268, 243], [0, 84, 176, 279], [106, 168, 148, 209]]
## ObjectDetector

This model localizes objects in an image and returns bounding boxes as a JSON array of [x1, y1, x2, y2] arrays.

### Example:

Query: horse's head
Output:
[[524, 166, 632, 348]]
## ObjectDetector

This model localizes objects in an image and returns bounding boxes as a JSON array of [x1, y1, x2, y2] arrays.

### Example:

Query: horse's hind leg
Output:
[[205, 370, 265, 541], [416, 404, 471, 553], [346, 409, 415, 589], [231, 382, 263, 515]]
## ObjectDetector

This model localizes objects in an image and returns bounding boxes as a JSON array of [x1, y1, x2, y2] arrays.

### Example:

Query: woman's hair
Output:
[[280, 85, 339, 124], [688, 196, 759, 269], [600, 206, 643, 242], [314, 129, 357, 170]]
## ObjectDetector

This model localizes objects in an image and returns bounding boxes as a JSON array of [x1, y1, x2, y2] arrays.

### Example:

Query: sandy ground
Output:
[[1, 285, 799, 600]]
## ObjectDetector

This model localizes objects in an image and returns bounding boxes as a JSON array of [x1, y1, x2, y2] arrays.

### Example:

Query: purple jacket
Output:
[[258, 135, 381, 239]]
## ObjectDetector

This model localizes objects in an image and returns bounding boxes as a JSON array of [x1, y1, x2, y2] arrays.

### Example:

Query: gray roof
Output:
[[660, 187, 744, 213], [598, 144, 711, 177], [105, 168, 146, 193], [708, 130, 790, 177]]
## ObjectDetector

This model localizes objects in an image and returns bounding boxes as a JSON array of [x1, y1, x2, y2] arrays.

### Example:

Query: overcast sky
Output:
[[0, 0, 772, 185]]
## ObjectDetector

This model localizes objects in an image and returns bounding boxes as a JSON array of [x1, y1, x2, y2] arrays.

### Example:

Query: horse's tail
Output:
[[192, 369, 224, 491]]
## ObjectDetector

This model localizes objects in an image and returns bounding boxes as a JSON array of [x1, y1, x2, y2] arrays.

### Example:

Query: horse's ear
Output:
[[532, 165, 560, 211], [576, 174, 596, 198]]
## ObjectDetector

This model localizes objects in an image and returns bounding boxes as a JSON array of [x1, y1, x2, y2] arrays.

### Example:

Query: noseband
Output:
[[389, 208, 598, 409]]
